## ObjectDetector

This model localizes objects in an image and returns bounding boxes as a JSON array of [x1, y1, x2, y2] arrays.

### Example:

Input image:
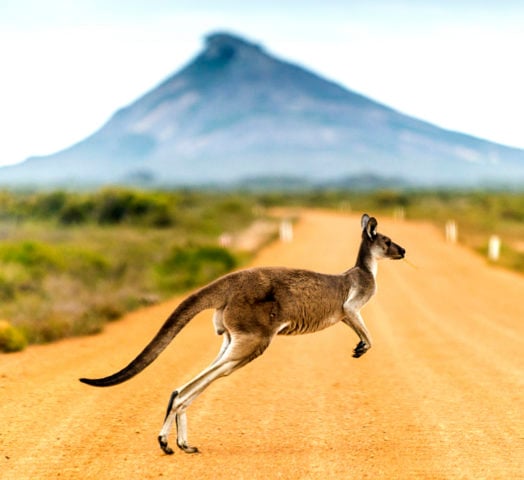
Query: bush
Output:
[[0, 241, 111, 286], [93, 189, 176, 226], [59, 199, 92, 224], [156, 245, 237, 292], [0, 320, 28, 352], [0, 241, 64, 277], [0, 274, 16, 301]]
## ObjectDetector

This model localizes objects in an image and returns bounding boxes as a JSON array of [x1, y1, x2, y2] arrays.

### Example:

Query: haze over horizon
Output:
[[1, 0, 523, 167]]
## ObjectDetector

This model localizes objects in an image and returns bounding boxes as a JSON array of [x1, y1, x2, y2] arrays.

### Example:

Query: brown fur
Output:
[[80, 214, 405, 455]]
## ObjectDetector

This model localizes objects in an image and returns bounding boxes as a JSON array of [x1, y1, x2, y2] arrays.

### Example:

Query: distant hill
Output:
[[2, 31, 524, 188]]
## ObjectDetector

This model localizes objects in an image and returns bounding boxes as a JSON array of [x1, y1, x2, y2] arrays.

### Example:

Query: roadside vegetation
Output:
[[1, 186, 523, 352], [0, 188, 263, 351]]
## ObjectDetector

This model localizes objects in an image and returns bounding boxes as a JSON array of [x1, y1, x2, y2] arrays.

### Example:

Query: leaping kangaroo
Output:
[[80, 213, 405, 455]]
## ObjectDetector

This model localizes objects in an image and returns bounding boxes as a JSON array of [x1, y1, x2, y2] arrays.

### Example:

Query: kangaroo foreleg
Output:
[[342, 310, 372, 358]]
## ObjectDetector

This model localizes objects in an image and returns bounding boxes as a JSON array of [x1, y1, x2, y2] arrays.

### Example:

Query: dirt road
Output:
[[1, 211, 523, 479]]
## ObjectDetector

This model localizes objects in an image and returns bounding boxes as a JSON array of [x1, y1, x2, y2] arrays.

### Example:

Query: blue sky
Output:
[[1, 0, 523, 166]]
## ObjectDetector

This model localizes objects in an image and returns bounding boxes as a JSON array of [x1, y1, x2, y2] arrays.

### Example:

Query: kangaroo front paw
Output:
[[353, 341, 370, 358]]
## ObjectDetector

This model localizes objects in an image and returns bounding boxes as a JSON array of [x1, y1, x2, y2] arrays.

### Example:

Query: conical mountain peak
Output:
[[184, 31, 276, 83], [1, 31, 523, 187], [204, 32, 264, 57]]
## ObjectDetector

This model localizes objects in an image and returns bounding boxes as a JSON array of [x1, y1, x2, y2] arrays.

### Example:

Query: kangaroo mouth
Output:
[[393, 249, 406, 259]]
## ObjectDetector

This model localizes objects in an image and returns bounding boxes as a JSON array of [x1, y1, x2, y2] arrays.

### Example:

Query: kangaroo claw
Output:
[[353, 341, 369, 358]]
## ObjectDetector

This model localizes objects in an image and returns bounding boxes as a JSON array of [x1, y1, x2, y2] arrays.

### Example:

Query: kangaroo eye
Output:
[[385, 239, 391, 247]]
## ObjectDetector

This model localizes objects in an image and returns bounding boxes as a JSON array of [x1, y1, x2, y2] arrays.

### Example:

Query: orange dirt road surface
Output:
[[1, 210, 523, 480]]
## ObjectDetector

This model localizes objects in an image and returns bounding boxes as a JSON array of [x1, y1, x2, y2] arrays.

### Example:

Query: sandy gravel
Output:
[[1, 210, 523, 479]]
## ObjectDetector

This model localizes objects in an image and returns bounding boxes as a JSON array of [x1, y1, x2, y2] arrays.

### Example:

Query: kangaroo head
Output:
[[361, 213, 405, 260]]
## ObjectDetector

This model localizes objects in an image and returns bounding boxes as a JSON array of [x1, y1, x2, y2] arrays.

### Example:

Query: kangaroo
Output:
[[80, 214, 405, 455]]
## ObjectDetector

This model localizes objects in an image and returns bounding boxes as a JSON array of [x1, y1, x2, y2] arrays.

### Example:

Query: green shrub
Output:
[[93, 189, 176, 226], [59, 199, 92, 224], [156, 245, 237, 292], [0, 274, 16, 301], [95, 189, 134, 224], [32, 191, 68, 217], [0, 320, 28, 352], [0, 241, 64, 277]]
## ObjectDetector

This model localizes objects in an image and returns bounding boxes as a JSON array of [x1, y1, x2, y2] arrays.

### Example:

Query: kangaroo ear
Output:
[[362, 215, 378, 240], [361, 214, 370, 231]]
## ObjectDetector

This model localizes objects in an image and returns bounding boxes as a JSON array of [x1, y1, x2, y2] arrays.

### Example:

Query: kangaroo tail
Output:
[[79, 288, 218, 387]]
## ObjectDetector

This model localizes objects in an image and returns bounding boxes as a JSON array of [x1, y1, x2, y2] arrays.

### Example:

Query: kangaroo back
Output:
[[79, 285, 221, 387]]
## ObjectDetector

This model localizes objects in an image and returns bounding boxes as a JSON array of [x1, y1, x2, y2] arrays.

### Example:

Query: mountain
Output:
[[2, 32, 524, 188]]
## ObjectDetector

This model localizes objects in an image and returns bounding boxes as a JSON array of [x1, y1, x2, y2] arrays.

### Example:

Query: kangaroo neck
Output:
[[355, 241, 378, 278]]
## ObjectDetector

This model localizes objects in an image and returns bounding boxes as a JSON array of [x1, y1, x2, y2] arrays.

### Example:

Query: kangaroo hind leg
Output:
[[158, 330, 272, 455], [210, 309, 232, 367]]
